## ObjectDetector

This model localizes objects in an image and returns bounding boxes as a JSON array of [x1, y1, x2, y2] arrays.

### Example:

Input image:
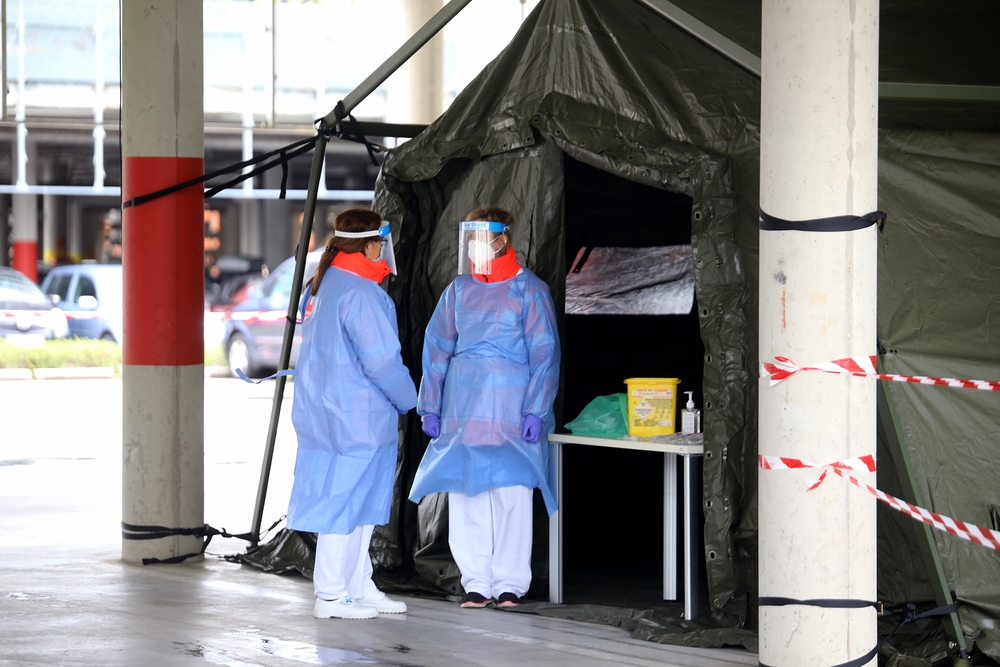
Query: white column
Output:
[[11, 0, 37, 281], [11, 138, 37, 281], [402, 0, 445, 124], [93, 1, 107, 190], [42, 192, 66, 267], [121, 1, 205, 564], [67, 200, 84, 264], [0, 195, 9, 267], [758, 1, 879, 666]]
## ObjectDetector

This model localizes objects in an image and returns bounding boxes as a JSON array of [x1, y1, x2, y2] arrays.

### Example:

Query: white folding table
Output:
[[546, 432, 704, 620]]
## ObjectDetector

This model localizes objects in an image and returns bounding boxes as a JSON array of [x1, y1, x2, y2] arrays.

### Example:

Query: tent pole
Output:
[[249, 133, 328, 545], [876, 357, 968, 656], [249, 0, 473, 546], [758, 0, 879, 665], [636, 0, 761, 76]]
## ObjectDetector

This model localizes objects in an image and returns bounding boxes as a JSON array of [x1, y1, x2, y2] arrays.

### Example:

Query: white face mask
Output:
[[468, 240, 499, 271]]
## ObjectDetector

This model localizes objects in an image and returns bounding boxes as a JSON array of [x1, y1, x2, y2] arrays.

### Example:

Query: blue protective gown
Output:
[[409, 268, 561, 514], [288, 266, 417, 535]]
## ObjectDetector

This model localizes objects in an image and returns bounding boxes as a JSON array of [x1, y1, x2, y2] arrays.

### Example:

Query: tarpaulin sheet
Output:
[[877, 129, 1000, 660], [372, 0, 762, 641], [566, 246, 695, 315]]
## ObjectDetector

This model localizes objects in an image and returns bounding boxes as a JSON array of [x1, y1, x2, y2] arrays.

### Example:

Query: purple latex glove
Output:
[[398, 409, 409, 416], [522, 414, 543, 443], [421, 414, 440, 438]]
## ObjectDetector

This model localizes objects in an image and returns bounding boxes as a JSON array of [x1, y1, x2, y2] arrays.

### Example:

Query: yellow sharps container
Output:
[[624, 378, 681, 436]]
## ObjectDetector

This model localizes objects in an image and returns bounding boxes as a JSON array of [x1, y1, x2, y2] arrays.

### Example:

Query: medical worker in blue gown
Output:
[[409, 205, 560, 609], [289, 207, 417, 620]]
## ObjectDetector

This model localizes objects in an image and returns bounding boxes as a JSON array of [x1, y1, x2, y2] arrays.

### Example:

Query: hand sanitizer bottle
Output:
[[681, 391, 701, 434]]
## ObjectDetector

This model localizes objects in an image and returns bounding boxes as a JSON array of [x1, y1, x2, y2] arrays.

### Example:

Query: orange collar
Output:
[[332, 250, 391, 283], [473, 247, 521, 283]]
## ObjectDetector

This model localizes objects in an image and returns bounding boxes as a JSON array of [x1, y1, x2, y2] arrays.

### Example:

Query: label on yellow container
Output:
[[629, 388, 675, 429]]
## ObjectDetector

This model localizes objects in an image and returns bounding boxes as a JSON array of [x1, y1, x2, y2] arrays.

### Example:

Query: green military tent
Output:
[[248, 0, 1000, 661]]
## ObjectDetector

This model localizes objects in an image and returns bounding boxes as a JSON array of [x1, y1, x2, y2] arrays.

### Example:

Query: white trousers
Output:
[[448, 486, 533, 599], [314, 525, 379, 601]]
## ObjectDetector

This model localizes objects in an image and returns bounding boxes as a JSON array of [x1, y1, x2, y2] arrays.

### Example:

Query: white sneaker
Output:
[[354, 590, 407, 614], [313, 596, 379, 619]]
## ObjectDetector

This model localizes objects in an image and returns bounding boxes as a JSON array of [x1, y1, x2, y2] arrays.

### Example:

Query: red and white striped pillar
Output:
[[120, 1, 205, 563], [11, 136, 37, 282], [11, 0, 37, 281], [11, 193, 37, 281]]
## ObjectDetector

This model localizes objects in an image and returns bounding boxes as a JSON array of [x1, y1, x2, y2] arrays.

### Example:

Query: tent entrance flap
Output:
[[560, 156, 707, 608]]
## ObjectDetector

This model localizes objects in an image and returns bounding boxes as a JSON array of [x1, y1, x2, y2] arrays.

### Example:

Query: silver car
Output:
[[0, 267, 69, 343]]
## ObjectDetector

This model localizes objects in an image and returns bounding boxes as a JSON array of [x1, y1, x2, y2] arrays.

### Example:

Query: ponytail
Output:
[[310, 207, 383, 296]]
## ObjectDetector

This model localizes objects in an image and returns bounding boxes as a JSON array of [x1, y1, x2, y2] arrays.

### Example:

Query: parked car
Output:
[[0, 266, 69, 343], [221, 251, 323, 378], [207, 272, 264, 313], [205, 255, 265, 312], [40, 264, 124, 343]]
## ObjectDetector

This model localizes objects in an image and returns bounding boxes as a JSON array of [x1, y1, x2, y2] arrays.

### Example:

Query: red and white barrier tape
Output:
[[759, 454, 876, 491], [760, 355, 1000, 391], [759, 454, 1000, 552]]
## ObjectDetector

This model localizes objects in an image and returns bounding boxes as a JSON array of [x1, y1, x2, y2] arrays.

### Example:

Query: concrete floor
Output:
[[0, 378, 756, 667]]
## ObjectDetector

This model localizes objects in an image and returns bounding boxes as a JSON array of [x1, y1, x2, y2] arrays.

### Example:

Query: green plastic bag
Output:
[[563, 393, 629, 438]]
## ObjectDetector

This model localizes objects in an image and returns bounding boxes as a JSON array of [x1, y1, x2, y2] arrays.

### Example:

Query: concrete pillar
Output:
[[93, 0, 107, 190], [262, 168, 292, 270], [239, 199, 262, 258], [402, 0, 445, 124], [0, 196, 9, 267], [11, 194, 36, 280], [42, 192, 67, 267], [67, 200, 84, 264], [120, 1, 205, 563], [220, 204, 239, 256], [758, 1, 879, 666], [12, 139, 37, 281]]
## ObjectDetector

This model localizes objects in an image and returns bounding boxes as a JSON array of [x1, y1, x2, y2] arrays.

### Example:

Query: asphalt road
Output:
[[0, 376, 298, 555]]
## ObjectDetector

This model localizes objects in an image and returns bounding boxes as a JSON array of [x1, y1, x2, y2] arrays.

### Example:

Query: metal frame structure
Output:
[[249, 0, 476, 544], [638, 0, 1000, 103]]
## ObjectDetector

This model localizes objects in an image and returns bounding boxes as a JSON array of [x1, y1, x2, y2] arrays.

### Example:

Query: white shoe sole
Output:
[[313, 600, 379, 620], [355, 595, 407, 614]]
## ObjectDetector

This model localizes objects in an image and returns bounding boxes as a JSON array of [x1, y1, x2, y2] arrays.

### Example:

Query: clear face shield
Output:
[[458, 221, 509, 275], [333, 223, 397, 275]]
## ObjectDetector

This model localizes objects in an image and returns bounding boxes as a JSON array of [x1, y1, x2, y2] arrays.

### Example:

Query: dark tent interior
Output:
[[559, 155, 707, 607]]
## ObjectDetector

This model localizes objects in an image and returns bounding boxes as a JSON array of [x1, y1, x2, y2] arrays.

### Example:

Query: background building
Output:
[[1, 0, 537, 281]]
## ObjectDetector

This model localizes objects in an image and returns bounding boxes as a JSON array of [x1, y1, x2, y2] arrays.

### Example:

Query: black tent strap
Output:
[[121, 135, 318, 210], [120, 101, 381, 211], [202, 141, 314, 200], [760, 209, 886, 233], [759, 596, 881, 611], [122, 521, 255, 543], [122, 520, 274, 566], [758, 598, 958, 667], [329, 100, 380, 167]]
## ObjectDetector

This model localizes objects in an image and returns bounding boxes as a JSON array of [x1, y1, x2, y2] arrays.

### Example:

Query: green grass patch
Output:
[[0, 338, 121, 370], [0, 339, 228, 369]]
